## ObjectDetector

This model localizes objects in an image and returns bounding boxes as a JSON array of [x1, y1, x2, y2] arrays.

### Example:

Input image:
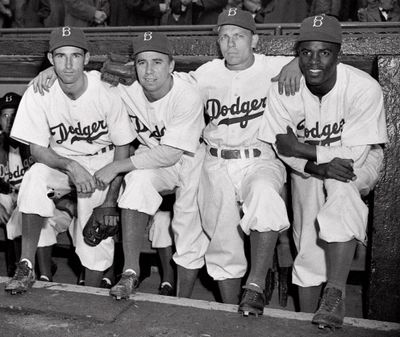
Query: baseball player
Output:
[[0, 92, 75, 282], [174, 8, 300, 315], [0, 92, 29, 276], [259, 15, 387, 329], [93, 32, 208, 300], [5, 26, 134, 294]]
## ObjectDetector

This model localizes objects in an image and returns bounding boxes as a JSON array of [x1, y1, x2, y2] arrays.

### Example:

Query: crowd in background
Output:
[[0, 0, 399, 28]]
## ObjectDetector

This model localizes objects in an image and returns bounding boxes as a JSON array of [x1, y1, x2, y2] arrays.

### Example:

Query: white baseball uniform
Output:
[[148, 210, 173, 248], [259, 63, 388, 287], [10, 71, 135, 271], [114, 75, 209, 270], [0, 143, 72, 247], [176, 54, 292, 280]]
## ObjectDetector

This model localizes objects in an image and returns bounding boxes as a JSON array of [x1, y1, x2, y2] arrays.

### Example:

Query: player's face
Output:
[[218, 25, 258, 71], [135, 51, 175, 101], [298, 41, 340, 95], [0, 108, 16, 134], [48, 46, 89, 85]]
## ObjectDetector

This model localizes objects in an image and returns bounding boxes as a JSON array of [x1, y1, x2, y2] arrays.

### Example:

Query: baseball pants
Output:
[[198, 144, 290, 281], [148, 210, 173, 248], [118, 144, 208, 270], [7, 205, 73, 247], [291, 146, 384, 287], [17, 150, 115, 272]]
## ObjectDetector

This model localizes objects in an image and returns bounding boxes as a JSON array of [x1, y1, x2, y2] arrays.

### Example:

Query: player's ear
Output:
[[335, 45, 342, 65], [169, 59, 175, 73], [47, 52, 54, 66], [251, 34, 259, 49], [84, 51, 90, 66]]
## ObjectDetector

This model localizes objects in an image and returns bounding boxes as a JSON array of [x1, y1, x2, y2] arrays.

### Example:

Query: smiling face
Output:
[[135, 51, 175, 101], [298, 40, 341, 97], [48, 46, 89, 87], [217, 24, 258, 71]]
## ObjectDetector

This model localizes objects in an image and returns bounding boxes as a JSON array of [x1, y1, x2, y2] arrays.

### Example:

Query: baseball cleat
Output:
[[238, 288, 265, 317], [5, 260, 35, 295], [312, 287, 345, 330], [159, 282, 175, 296], [109, 271, 139, 300]]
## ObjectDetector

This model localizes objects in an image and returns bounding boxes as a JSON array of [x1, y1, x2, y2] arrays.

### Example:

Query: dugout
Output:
[[0, 22, 399, 323]]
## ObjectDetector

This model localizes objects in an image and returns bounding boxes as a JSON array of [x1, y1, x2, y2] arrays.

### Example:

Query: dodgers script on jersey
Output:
[[184, 54, 293, 148], [6, 147, 33, 187], [260, 63, 388, 169], [11, 71, 133, 157], [116, 75, 204, 154]]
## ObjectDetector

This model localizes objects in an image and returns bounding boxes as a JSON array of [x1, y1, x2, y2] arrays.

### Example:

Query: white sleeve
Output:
[[272, 144, 309, 175], [105, 86, 136, 146], [259, 84, 308, 175], [130, 145, 183, 169], [161, 85, 204, 154], [10, 88, 51, 147], [316, 145, 369, 166], [265, 56, 295, 79], [259, 84, 293, 143], [342, 81, 387, 146], [172, 71, 198, 85]]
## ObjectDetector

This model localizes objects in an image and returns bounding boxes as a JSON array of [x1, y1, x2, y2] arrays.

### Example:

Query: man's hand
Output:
[[271, 57, 301, 96], [66, 160, 97, 194], [306, 158, 356, 182], [276, 126, 299, 157], [0, 203, 10, 224], [94, 10, 107, 24], [94, 162, 119, 189], [319, 158, 356, 182], [28, 66, 57, 95]]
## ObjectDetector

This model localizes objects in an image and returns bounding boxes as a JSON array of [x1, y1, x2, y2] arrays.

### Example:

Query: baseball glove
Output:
[[83, 206, 120, 247], [100, 53, 136, 86]]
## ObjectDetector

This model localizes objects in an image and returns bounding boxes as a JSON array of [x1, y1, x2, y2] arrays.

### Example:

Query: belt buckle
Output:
[[221, 149, 240, 159]]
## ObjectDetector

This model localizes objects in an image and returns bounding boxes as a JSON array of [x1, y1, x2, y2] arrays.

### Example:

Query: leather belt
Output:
[[87, 144, 115, 156], [305, 139, 332, 146], [209, 147, 261, 159]]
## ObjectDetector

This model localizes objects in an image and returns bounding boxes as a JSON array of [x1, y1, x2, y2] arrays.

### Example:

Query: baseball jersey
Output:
[[0, 141, 32, 191], [259, 63, 388, 172], [7, 146, 33, 188], [116, 75, 204, 154], [181, 54, 293, 149], [11, 71, 134, 157]]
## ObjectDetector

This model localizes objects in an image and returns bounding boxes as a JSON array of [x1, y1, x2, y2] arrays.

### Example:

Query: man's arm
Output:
[[94, 144, 183, 187], [100, 144, 130, 207], [276, 126, 370, 165], [30, 144, 96, 194], [271, 57, 302, 96]]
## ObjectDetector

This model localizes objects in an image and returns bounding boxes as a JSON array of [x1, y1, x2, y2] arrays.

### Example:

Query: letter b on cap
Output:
[[62, 26, 71, 37], [313, 15, 324, 28], [228, 8, 237, 16], [144, 32, 152, 41]]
